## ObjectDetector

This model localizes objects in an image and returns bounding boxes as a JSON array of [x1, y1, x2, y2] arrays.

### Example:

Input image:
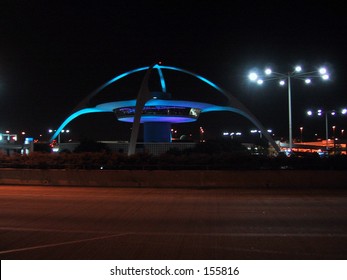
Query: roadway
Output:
[[0, 185, 346, 259]]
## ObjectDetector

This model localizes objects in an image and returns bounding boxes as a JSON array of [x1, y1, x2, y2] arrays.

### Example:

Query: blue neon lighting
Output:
[[50, 108, 107, 141], [82, 64, 227, 102], [154, 65, 229, 100], [155, 66, 167, 93], [52, 64, 245, 140], [51, 64, 279, 152]]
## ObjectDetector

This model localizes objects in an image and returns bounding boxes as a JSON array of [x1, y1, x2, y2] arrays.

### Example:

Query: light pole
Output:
[[300, 127, 303, 142], [307, 108, 346, 151], [248, 65, 330, 151], [223, 131, 242, 140], [49, 129, 70, 145]]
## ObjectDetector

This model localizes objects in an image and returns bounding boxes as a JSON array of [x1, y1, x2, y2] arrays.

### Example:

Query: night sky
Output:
[[0, 1, 346, 143]]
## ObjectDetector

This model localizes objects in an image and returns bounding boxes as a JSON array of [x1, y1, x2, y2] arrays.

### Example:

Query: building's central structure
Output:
[[50, 63, 280, 154], [114, 92, 201, 142]]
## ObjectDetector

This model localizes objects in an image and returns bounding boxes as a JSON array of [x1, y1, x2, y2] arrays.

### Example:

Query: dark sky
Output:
[[0, 1, 346, 142]]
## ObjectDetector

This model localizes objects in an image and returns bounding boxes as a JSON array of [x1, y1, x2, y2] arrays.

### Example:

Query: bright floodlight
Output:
[[257, 79, 263, 85], [342, 108, 347, 114], [322, 74, 329, 80], [305, 78, 311, 84], [249, 72, 258, 81], [307, 110, 313, 116], [279, 80, 285, 86], [265, 68, 272, 75], [319, 67, 327, 75], [295, 66, 302, 72]]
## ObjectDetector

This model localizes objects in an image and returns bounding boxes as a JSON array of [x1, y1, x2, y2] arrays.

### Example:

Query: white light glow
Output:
[[322, 74, 329, 80], [249, 72, 258, 81], [265, 68, 272, 75], [279, 80, 285, 86], [257, 79, 263, 85], [307, 110, 313, 116], [319, 67, 327, 75], [295, 66, 302, 72], [305, 78, 311, 84], [342, 108, 347, 114]]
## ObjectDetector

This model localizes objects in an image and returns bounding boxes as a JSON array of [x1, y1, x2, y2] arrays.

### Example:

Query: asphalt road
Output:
[[0, 185, 346, 260]]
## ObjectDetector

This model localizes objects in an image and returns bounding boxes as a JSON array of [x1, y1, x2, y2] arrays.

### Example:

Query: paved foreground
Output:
[[0, 185, 346, 259]]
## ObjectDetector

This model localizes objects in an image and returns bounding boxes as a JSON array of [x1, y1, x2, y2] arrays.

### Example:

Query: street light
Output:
[[306, 108, 346, 151], [223, 131, 242, 139], [248, 65, 330, 151], [300, 127, 303, 142], [48, 129, 70, 144]]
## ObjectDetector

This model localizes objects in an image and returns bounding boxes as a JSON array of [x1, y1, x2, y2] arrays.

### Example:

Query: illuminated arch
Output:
[[50, 108, 108, 141], [51, 64, 280, 152]]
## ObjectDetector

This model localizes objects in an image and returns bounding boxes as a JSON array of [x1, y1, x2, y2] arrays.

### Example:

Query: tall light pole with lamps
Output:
[[300, 127, 303, 142], [248, 65, 330, 151], [307, 108, 346, 151], [48, 129, 70, 145]]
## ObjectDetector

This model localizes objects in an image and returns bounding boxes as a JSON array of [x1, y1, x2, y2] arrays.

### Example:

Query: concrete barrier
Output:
[[0, 169, 346, 188]]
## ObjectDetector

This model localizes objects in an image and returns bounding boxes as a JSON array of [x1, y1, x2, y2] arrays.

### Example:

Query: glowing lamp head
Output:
[[319, 67, 327, 75], [265, 68, 272, 75], [295, 66, 302, 72], [307, 110, 313, 116], [248, 72, 258, 81], [305, 78, 311, 84], [257, 79, 263, 85], [279, 80, 285, 86], [342, 108, 347, 115]]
